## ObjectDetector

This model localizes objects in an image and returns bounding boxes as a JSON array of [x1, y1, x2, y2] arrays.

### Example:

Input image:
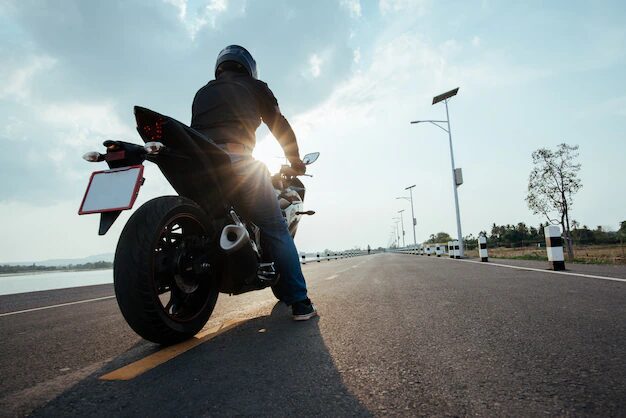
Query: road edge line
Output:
[[0, 295, 116, 317], [439, 256, 626, 283]]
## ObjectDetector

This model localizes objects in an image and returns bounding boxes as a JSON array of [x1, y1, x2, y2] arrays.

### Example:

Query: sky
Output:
[[1, 0, 625, 262]]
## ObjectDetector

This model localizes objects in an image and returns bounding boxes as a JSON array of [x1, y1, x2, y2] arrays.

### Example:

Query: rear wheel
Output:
[[114, 196, 219, 345]]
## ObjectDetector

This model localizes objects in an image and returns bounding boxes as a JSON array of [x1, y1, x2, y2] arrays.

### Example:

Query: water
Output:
[[0, 269, 113, 296]]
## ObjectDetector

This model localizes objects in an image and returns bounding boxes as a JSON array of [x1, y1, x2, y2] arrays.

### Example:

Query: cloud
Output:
[[340, 0, 361, 18], [353, 48, 361, 64], [379, 0, 429, 16], [163, 0, 245, 39], [41, 101, 135, 148], [275, 31, 556, 251], [164, 0, 188, 21], [2, 116, 26, 142], [301, 49, 337, 80], [0, 95, 136, 202], [308, 54, 323, 78], [0, 55, 57, 102], [471, 36, 481, 47], [40, 101, 136, 184]]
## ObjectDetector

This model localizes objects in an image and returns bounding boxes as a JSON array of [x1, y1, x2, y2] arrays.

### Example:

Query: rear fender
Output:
[[133, 106, 233, 219]]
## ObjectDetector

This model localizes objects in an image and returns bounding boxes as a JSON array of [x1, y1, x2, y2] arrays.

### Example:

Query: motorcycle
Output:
[[78, 106, 319, 345]]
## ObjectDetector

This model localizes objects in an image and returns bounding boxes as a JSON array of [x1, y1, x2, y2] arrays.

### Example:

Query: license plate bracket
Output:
[[78, 165, 144, 215]]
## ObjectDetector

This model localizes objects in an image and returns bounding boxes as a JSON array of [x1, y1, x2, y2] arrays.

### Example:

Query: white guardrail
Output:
[[388, 245, 449, 257], [388, 226, 567, 272], [299, 250, 382, 264]]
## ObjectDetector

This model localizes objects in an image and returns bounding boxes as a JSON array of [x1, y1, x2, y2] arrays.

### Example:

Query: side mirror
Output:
[[302, 152, 320, 165]]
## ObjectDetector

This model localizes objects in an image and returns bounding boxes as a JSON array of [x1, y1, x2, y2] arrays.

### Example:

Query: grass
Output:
[[464, 244, 626, 265]]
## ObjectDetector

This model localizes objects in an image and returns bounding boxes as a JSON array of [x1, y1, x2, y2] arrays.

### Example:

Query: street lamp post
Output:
[[392, 217, 401, 249], [411, 87, 465, 257], [398, 210, 406, 248], [389, 231, 397, 248], [397, 184, 417, 246]]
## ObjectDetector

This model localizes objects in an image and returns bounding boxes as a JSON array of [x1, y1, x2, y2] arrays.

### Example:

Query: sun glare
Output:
[[252, 133, 287, 174]]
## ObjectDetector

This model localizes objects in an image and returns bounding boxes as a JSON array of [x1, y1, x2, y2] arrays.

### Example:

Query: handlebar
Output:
[[279, 165, 312, 178]]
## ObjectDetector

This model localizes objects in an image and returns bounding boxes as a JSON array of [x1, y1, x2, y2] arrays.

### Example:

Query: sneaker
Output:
[[292, 298, 318, 321]]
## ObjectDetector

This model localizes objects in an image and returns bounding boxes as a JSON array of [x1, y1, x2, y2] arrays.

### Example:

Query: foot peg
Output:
[[256, 262, 279, 287]]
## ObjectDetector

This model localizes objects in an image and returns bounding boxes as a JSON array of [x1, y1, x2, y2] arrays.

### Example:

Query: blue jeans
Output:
[[228, 153, 309, 305]]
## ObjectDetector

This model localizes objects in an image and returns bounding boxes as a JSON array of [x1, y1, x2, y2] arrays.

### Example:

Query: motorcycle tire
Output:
[[114, 196, 218, 345]]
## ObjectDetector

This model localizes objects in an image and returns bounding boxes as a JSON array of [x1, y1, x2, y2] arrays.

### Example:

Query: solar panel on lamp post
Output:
[[410, 87, 465, 257]]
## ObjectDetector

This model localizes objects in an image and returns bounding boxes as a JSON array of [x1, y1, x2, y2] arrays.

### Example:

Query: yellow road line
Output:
[[100, 318, 247, 381]]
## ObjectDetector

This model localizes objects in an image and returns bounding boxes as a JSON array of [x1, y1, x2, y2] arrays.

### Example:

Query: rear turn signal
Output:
[[82, 151, 103, 162], [144, 141, 165, 155]]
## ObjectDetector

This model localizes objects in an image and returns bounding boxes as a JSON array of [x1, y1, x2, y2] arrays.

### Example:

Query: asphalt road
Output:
[[2, 253, 626, 417]]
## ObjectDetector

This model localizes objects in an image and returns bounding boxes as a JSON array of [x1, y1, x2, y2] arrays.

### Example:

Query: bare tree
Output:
[[526, 143, 582, 261]]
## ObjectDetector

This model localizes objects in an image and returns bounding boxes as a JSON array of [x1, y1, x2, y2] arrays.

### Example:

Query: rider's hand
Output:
[[289, 159, 306, 175]]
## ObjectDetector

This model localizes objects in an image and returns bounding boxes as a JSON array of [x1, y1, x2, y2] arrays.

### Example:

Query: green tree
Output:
[[618, 221, 626, 238], [526, 143, 582, 261], [426, 232, 453, 244]]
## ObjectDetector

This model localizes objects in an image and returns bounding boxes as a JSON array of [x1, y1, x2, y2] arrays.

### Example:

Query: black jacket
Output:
[[191, 72, 300, 162]]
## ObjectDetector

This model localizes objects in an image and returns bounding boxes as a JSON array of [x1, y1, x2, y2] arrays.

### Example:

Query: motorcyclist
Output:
[[191, 45, 317, 321]]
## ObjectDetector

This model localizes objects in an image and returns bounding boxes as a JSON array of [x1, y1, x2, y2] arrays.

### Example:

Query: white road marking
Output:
[[447, 257, 626, 283], [0, 295, 116, 317], [324, 274, 339, 281]]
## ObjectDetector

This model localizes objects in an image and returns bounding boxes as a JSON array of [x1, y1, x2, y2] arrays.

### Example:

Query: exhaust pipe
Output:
[[219, 224, 250, 254]]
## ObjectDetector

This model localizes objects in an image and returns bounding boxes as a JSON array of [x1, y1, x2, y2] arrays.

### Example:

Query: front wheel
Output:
[[114, 196, 219, 345]]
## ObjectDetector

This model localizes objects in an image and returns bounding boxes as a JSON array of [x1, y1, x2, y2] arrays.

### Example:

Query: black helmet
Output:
[[215, 45, 258, 79]]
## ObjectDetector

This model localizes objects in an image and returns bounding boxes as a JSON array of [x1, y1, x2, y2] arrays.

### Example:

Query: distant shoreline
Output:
[[0, 267, 113, 278]]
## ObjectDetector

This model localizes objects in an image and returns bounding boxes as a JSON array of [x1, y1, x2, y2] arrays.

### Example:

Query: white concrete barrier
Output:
[[544, 225, 565, 271], [478, 235, 488, 262]]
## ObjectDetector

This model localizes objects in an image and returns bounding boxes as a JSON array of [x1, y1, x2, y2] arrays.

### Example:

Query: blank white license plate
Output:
[[79, 165, 144, 215]]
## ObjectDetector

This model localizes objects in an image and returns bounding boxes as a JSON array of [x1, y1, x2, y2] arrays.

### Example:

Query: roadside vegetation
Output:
[[464, 244, 625, 265], [424, 143, 625, 265], [444, 221, 626, 265]]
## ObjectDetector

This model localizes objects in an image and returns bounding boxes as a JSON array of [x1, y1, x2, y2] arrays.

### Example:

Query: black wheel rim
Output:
[[152, 213, 213, 323]]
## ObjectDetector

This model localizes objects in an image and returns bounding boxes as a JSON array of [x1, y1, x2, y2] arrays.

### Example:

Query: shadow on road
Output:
[[33, 302, 370, 417]]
